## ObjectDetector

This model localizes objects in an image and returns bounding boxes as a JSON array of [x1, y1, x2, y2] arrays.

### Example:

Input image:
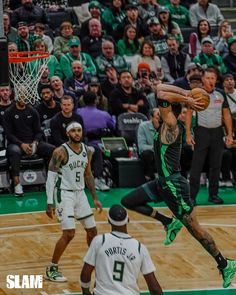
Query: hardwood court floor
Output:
[[0, 206, 236, 295]]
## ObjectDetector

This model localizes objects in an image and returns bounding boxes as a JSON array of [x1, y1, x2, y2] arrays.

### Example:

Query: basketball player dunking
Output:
[[45, 122, 102, 282], [122, 84, 236, 288]]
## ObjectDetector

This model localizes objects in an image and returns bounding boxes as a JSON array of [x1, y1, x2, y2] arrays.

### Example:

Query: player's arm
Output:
[[80, 262, 94, 295], [144, 272, 163, 295], [84, 148, 102, 212], [159, 105, 179, 145], [45, 146, 66, 219]]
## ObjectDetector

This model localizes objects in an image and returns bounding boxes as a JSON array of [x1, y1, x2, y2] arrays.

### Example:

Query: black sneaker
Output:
[[208, 195, 224, 204]]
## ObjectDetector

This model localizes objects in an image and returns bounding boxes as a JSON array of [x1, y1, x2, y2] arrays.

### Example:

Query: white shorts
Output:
[[54, 189, 96, 230]]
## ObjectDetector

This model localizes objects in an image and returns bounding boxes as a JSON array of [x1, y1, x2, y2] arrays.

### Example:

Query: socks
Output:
[[214, 253, 227, 269], [151, 209, 173, 226]]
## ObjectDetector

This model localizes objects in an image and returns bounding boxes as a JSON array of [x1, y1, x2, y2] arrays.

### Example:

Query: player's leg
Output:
[[46, 191, 75, 282], [121, 180, 174, 228], [181, 209, 236, 288]]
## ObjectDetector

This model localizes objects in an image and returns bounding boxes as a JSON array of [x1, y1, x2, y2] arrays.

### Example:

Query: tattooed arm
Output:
[[84, 148, 102, 213], [159, 105, 179, 145], [46, 146, 67, 219]]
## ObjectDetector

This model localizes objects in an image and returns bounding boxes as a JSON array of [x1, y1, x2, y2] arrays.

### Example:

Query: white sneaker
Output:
[[219, 180, 226, 187], [14, 183, 24, 197], [225, 180, 234, 188], [95, 178, 110, 191]]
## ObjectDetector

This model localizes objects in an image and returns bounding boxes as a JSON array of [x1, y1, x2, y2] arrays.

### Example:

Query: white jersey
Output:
[[83, 231, 156, 295], [56, 143, 88, 191]]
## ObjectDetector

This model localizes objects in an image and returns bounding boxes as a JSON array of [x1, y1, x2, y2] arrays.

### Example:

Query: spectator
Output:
[[189, 0, 224, 28], [0, 85, 12, 126], [137, 0, 159, 22], [11, 0, 49, 28], [223, 37, 236, 79], [50, 95, 84, 147], [36, 84, 61, 124], [137, 108, 160, 181], [50, 76, 78, 107], [131, 40, 163, 79], [3, 12, 17, 43], [193, 37, 227, 76], [60, 38, 97, 78], [161, 36, 191, 83], [145, 17, 169, 57], [80, 77, 108, 111], [16, 21, 38, 51], [117, 25, 140, 58], [158, 6, 184, 45], [214, 20, 234, 59], [95, 40, 128, 80], [223, 73, 236, 116], [3, 96, 55, 197], [134, 62, 156, 97], [166, 0, 190, 28], [81, 19, 108, 59], [189, 19, 211, 58], [64, 61, 91, 99], [109, 70, 149, 117], [34, 23, 53, 54], [30, 39, 63, 79], [186, 68, 233, 205], [173, 62, 203, 90], [102, 0, 126, 31], [100, 64, 119, 100], [53, 22, 80, 60], [37, 65, 51, 91]]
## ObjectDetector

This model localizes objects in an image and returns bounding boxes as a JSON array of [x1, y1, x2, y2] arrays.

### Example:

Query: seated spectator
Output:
[[100, 64, 119, 100], [102, 0, 126, 31], [189, 19, 211, 58], [137, 0, 159, 22], [166, 0, 190, 28], [131, 40, 164, 79], [11, 0, 49, 28], [158, 6, 184, 45], [114, 4, 146, 41], [3, 12, 17, 43], [134, 63, 156, 97], [53, 22, 80, 60], [16, 22, 38, 51], [60, 38, 97, 78], [3, 95, 55, 197], [34, 23, 53, 54], [189, 0, 224, 28], [137, 108, 160, 181], [80, 77, 108, 111], [161, 36, 191, 83], [223, 37, 236, 79], [109, 70, 149, 117], [38, 65, 51, 91], [0, 85, 12, 126], [214, 20, 234, 59], [50, 76, 78, 107], [64, 61, 91, 99], [145, 17, 169, 57], [36, 85, 61, 124], [117, 25, 140, 59], [194, 37, 227, 76], [50, 95, 84, 147], [95, 40, 128, 80], [30, 39, 63, 79], [82, 18, 112, 59], [173, 62, 203, 89], [223, 73, 236, 119]]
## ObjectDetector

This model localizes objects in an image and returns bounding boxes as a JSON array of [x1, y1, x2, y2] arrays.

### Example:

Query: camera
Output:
[[140, 71, 148, 78]]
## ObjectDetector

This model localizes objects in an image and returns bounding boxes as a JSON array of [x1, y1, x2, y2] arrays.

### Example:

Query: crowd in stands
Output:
[[1, 0, 236, 203]]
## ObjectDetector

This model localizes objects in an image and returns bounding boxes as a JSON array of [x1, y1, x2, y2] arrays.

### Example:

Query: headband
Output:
[[66, 122, 82, 133], [108, 213, 129, 226]]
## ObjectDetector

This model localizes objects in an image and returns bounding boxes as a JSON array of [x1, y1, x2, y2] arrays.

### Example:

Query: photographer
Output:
[[135, 63, 156, 96]]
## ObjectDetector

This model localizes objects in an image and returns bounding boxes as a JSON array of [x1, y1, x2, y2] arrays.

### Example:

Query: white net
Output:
[[9, 52, 49, 105]]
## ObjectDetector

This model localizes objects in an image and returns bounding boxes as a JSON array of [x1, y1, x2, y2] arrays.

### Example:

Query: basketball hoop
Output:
[[8, 51, 50, 105]]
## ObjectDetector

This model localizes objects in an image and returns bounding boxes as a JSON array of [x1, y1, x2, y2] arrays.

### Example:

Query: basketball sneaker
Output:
[[14, 183, 24, 197], [218, 259, 236, 288], [45, 265, 67, 282], [163, 217, 183, 246]]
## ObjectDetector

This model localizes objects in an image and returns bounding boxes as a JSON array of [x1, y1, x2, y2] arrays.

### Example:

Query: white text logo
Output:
[[6, 275, 43, 289]]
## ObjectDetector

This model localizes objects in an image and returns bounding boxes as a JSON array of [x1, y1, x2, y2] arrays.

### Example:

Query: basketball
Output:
[[190, 88, 210, 111]]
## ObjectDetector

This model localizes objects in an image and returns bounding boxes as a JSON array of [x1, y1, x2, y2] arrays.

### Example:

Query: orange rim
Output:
[[9, 51, 49, 63]]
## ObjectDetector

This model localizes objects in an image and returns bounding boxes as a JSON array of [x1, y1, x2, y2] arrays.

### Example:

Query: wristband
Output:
[[157, 99, 170, 108], [80, 280, 91, 288], [46, 171, 58, 204]]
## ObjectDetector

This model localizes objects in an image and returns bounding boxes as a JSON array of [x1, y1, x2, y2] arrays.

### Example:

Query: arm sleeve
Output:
[[32, 109, 43, 142], [189, 6, 198, 27], [3, 110, 23, 146]]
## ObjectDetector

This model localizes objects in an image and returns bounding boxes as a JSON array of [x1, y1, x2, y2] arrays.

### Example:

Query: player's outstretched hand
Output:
[[46, 204, 55, 219], [94, 199, 103, 213], [187, 96, 205, 111]]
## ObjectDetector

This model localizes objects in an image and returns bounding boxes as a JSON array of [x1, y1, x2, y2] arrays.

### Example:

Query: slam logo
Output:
[[6, 275, 43, 289]]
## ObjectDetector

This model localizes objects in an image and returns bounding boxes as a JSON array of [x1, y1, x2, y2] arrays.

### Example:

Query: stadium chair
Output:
[[181, 27, 196, 43]]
